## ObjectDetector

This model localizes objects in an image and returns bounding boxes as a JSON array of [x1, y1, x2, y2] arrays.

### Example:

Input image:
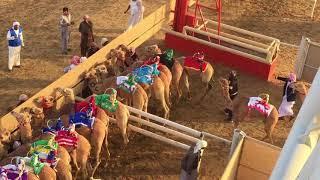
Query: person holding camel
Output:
[[224, 71, 238, 122], [277, 73, 297, 120]]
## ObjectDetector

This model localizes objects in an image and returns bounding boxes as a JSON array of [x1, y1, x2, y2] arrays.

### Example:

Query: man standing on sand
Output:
[[7, 21, 24, 72], [60, 7, 74, 55], [79, 15, 94, 57], [124, 0, 145, 31]]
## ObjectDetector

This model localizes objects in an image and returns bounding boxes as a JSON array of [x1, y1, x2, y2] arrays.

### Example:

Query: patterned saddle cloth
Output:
[[133, 64, 160, 85], [54, 128, 78, 149], [159, 49, 174, 69], [74, 97, 97, 117], [0, 160, 28, 180], [30, 139, 59, 168], [248, 97, 274, 117], [42, 118, 63, 135], [184, 56, 208, 72], [116, 76, 137, 94], [94, 94, 119, 113], [21, 154, 46, 175]]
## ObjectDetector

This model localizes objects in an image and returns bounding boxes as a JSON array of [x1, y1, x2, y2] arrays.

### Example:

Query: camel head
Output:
[[95, 64, 108, 76], [35, 96, 55, 109], [56, 87, 75, 104], [0, 128, 11, 144], [117, 44, 130, 53], [21, 107, 44, 121], [106, 49, 118, 60], [145, 44, 162, 56], [11, 111, 32, 128], [85, 68, 98, 80]]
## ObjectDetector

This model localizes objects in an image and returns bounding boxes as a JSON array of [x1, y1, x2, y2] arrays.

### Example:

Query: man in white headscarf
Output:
[[124, 0, 145, 31], [277, 73, 298, 120], [7, 21, 24, 72]]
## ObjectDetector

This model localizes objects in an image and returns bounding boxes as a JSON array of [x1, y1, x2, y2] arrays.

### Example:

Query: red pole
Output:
[[173, 0, 189, 32]]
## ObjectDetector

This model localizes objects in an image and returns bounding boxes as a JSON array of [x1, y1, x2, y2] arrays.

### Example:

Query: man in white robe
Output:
[[124, 0, 145, 30], [7, 21, 24, 72]]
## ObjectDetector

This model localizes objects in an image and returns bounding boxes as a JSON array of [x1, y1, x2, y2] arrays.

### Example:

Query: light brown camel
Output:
[[130, 60, 172, 108], [146, 45, 215, 102], [86, 75, 149, 118], [0, 128, 11, 160], [106, 48, 127, 76], [41, 125, 91, 180], [20, 107, 45, 136], [84, 90, 130, 145], [0, 156, 57, 180], [221, 79, 308, 144], [60, 108, 110, 179], [11, 111, 33, 144], [9, 109, 73, 180]]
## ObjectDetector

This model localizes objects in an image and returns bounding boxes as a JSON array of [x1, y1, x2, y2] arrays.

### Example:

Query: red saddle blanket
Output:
[[74, 96, 97, 116], [55, 130, 78, 149], [184, 56, 208, 72], [143, 57, 163, 69]]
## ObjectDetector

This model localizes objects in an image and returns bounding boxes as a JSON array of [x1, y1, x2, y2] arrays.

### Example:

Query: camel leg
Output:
[[116, 112, 129, 145], [79, 156, 89, 180], [179, 70, 191, 100], [90, 139, 103, 179], [70, 150, 79, 172], [103, 130, 111, 168]]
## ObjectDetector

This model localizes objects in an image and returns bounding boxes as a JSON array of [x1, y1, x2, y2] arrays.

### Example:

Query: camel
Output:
[[146, 45, 214, 102], [83, 89, 130, 145], [0, 155, 57, 180], [40, 123, 91, 179], [20, 107, 45, 136], [221, 79, 308, 144], [86, 75, 148, 118], [124, 63, 170, 118], [130, 59, 172, 108], [62, 107, 110, 179], [0, 128, 11, 160], [0, 136, 57, 180], [9, 109, 73, 180], [106, 48, 127, 76], [11, 111, 33, 144]]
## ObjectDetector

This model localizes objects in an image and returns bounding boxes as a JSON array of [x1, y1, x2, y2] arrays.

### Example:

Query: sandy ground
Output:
[[1, 0, 320, 179]]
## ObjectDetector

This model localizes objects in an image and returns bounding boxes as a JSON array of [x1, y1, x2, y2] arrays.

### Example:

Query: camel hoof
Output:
[[90, 177, 102, 180]]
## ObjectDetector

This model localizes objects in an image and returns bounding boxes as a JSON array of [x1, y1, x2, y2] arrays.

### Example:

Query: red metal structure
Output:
[[173, 0, 222, 38], [168, 0, 279, 81]]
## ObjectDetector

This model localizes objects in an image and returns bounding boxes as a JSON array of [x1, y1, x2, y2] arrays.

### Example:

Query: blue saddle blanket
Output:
[[132, 64, 160, 84]]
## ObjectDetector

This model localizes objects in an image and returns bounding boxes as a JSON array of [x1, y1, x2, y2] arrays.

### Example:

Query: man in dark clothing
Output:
[[277, 73, 297, 120], [79, 15, 94, 57], [180, 140, 207, 180], [87, 42, 100, 57], [224, 70, 238, 121]]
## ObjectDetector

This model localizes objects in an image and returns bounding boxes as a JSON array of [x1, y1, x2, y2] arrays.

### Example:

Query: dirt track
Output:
[[1, 0, 320, 179]]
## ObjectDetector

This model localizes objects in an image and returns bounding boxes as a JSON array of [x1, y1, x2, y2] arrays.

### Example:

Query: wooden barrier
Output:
[[221, 135, 281, 180], [0, 4, 168, 132]]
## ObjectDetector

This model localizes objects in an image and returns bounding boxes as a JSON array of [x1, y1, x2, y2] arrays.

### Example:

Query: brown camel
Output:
[[223, 79, 308, 144], [87, 75, 149, 118], [11, 111, 33, 144], [84, 90, 130, 145], [0, 128, 11, 160], [125, 62, 170, 118], [130, 60, 172, 108], [146, 45, 214, 102], [9, 109, 73, 180]]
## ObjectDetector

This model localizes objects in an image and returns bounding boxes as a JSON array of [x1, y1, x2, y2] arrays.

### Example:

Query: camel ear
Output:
[[34, 97, 44, 104]]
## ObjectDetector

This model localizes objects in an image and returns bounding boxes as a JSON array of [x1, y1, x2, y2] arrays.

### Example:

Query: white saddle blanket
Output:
[[248, 97, 274, 117]]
